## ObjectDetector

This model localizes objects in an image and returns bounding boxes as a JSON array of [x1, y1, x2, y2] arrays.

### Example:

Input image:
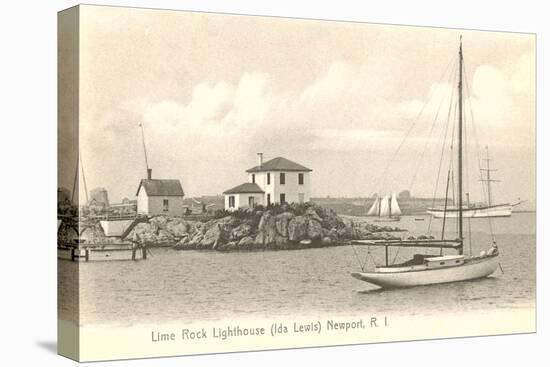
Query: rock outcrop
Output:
[[58, 203, 406, 252]]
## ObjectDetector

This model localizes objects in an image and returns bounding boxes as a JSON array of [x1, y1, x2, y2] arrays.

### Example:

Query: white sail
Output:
[[367, 197, 380, 216], [390, 192, 402, 216], [379, 195, 391, 217]]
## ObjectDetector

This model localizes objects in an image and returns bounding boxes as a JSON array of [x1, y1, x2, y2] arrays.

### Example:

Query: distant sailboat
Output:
[[367, 192, 401, 222], [427, 147, 522, 218], [367, 197, 380, 216]]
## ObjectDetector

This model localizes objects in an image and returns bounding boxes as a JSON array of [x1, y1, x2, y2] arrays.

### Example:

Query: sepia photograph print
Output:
[[57, 4, 536, 362]]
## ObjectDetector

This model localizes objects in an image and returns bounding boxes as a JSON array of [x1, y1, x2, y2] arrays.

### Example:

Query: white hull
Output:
[[351, 255, 499, 288], [427, 204, 513, 218]]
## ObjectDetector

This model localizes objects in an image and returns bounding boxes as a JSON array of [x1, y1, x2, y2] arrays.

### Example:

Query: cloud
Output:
[[81, 50, 534, 201], [134, 52, 534, 164]]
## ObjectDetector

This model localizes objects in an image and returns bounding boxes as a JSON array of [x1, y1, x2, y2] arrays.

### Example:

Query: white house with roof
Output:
[[136, 174, 185, 216], [223, 155, 312, 211]]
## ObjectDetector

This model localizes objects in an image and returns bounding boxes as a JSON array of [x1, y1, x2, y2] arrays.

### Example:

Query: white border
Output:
[[0, 1, 546, 366]]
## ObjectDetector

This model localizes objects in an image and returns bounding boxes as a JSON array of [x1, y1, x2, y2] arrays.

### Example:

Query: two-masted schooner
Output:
[[351, 37, 500, 288], [427, 146, 522, 218], [367, 192, 402, 221]]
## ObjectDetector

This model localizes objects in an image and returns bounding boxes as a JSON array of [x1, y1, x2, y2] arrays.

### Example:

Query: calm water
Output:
[[58, 213, 536, 326]]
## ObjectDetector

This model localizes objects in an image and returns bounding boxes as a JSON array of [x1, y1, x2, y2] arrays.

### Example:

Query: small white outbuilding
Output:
[[136, 178, 185, 216]]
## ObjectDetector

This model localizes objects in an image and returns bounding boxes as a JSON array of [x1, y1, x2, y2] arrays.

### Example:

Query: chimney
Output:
[[147, 168, 152, 180], [257, 153, 263, 168]]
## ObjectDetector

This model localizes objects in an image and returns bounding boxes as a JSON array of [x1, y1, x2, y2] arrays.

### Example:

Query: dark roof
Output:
[[223, 183, 264, 195], [136, 179, 184, 197], [246, 157, 312, 173]]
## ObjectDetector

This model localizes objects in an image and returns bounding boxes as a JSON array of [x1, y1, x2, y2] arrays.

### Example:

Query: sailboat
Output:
[[351, 37, 500, 288], [367, 193, 401, 221], [427, 147, 522, 218]]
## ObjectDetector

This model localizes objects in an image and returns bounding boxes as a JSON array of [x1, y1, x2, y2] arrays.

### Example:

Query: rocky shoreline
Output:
[[141, 203, 404, 251], [64, 203, 406, 252]]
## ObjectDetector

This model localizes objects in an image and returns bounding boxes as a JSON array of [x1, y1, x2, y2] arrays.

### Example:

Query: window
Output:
[[248, 196, 255, 208], [267, 194, 271, 205], [228, 196, 235, 208], [252, 174, 255, 184], [280, 193, 286, 204], [163, 199, 169, 212], [267, 173, 271, 185], [299, 173, 304, 185], [280, 172, 285, 185], [298, 193, 305, 203], [440, 262, 445, 265]]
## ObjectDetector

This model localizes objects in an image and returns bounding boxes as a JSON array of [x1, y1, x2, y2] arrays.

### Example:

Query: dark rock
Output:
[[288, 216, 308, 242], [275, 212, 295, 237], [166, 220, 191, 237], [201, 223, 222, 248], [305, 207, 322, 222], [307, 218, 323, 240], [237, 236, 255, 249], [337, 226, 356, 240], [257, 212, 278, 246], [217, 241, 238, 251], [230, 223, 253, 241]]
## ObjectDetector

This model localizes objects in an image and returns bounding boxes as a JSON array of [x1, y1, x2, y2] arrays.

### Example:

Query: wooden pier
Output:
[[58, 215, 151, 262], [58, 243, 148, 262]]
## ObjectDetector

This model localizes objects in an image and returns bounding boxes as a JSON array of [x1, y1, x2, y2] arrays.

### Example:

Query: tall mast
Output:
[[458, 36, 464, 255], [484, 146, 492, 206], [139, 122, 150, 178], [480, 145, 499, 206]]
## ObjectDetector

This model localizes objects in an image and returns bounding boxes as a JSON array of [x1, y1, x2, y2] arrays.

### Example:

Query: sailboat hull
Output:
[[351, 255, 499, 288], [427, 203, 514, 218], [373, 216, 400, 222]]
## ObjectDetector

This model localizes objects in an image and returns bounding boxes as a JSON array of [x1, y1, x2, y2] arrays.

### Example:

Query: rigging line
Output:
[[463, 62, 497, 242], [463, 99, 471, 214], [445, 92, 461, 237], [79, 151, 89, 204], [463, 62, 488, 205], [369, 55, 456, 195], [467, 217, 473, 256], [409, 59, 458, 191], [463, 63, 484, 171], [427, 74, 458, 234], [350, 242, 365, 271], [71, 152, 78, 205], [362, 245, 378, 270], [391, 242, 402, 265], [139, 122, 150, 170], [441, 168, 452, 240]]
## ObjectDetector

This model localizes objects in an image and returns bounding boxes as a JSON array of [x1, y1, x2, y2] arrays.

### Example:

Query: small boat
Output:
[[351, 37, 500, 288], [367, 192, 401, 222]]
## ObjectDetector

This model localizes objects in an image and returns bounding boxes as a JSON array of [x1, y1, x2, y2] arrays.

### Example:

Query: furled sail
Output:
[[367, 197, 380, 216], [390, 192, 402, 216], [379, 195, 391, 217]]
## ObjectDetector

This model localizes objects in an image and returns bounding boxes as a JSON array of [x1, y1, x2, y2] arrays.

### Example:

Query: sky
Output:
[[62, 5, 536, 208]]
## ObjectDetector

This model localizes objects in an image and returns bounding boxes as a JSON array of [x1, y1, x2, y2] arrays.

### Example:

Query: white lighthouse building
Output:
[[223, 154, 312, 211]]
